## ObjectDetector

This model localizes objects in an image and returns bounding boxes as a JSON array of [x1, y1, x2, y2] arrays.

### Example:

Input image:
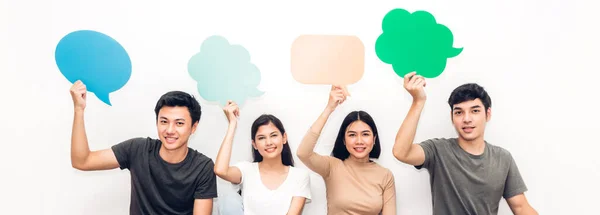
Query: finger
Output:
[[413, 79, 424, 88], [404, 72, 417, 85], [340, 86, 351, 97]]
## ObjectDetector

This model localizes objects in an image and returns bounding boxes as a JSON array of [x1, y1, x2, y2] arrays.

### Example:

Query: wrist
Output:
[[74, 108, 85, 115]]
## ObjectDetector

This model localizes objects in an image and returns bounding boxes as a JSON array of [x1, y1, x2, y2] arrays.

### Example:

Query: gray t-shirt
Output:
[[415, 138, 527, 215]]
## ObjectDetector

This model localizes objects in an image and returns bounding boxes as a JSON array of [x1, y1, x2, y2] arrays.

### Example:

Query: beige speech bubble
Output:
[[291, 35, 365, 86]]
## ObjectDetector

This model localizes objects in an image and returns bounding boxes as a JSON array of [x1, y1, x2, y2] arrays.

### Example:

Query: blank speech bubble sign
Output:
[[291, 35, 365, 85]]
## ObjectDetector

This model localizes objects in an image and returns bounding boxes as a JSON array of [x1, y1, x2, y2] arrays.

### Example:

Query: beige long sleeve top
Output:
[[298, 130, 396, 215]]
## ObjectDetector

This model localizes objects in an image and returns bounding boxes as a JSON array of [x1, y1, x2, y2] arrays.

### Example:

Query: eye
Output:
[[348, 133, 355, 137], [454, 111, 462, 115], [472, 109, 480, 113], [258, 136, 265, 140], [177, 122, 185, 126], [363, 133, 371, 137], [160, 120, 167, 124]]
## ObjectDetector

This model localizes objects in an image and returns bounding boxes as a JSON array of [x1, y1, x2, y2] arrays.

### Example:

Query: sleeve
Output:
[[381, 170, 397, 215], [503, 152, 528, 199], [111, 137, 146, 170], [194, 159, 219, 199], [293, 169, 312, 203], [233, 161, 252, 185], [414, 139, 438, 170], [297, 130, 339, 178]]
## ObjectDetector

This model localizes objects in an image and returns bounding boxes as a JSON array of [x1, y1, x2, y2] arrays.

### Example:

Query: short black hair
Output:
[[154, 91, 202, 125], [331, 111, 381, 161], [448, 83, 492, 111], [251, 114, 294, 166]]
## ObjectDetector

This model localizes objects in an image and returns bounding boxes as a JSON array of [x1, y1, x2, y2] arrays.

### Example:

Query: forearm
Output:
[[393, 100, 425, 159], [71, 110, 90, 168], [513, 205, 538, 215], [298, 108, 333, 159], [214, 122, 236, 176]]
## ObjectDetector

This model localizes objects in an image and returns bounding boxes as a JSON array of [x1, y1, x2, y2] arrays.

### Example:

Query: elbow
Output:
[[213, 166, 227, 178], [71, 160, 88, 171], [296, 149, 309, 161], [392, 147, 407, 162]]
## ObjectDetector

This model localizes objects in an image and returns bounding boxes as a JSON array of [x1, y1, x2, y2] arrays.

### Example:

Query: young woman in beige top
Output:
[[297, 86, 396, 215]]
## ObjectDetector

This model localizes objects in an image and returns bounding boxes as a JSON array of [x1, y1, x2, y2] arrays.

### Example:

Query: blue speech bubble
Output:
[[55, 30, 132, 106], [188, 35, 263, 107]]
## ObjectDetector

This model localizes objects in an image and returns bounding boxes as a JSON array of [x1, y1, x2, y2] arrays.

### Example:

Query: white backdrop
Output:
[[1, 0, 599, 214]]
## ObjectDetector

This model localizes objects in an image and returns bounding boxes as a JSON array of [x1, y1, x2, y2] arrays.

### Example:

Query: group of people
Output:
[[69, 72, 538, 215]]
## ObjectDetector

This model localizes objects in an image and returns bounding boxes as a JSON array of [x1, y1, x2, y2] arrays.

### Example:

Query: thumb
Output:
[[340, 85, 351, 97]]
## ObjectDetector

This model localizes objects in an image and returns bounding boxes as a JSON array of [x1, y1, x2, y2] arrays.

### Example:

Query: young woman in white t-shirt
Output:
[[214, 101, 312, 215]]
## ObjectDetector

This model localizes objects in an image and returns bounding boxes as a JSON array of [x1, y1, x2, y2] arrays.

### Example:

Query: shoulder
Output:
[[187, 148, 217, 170], [112, 137, 159, 151], [421, 137, 456, 145], [372, 162, 395, 185], [290, 166, 310, 178], [485, 142, 513, 159]]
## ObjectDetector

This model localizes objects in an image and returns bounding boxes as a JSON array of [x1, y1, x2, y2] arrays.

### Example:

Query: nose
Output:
[[166, 123, 176, 134], [463, 112, 472, 123], [356, 135, 364, 145]]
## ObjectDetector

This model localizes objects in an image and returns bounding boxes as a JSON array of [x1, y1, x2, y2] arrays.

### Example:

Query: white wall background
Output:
[[1, 0, 599, 214]]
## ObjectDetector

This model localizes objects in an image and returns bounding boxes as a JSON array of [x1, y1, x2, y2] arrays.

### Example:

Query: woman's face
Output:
[[253, 122, 287, 160], [344, 120, 375, 160]]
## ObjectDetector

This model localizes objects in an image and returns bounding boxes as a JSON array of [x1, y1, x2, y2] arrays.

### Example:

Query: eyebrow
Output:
[[453, 105, 482, 111], [159, 116, 186, 121], [347, 130, 372, 133]]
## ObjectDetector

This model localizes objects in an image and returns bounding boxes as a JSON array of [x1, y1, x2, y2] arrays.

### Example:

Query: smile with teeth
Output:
[[354, 147, 366, 152], [264, 147, 277, 153], [165, 136, 178, 144]]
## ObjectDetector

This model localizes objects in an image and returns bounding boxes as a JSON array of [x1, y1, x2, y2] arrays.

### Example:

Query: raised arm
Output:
[[70, 81, 120, 171], [392, 72, 427, 166], [213, 101, 243, 184], [297, 85, 347, 177]]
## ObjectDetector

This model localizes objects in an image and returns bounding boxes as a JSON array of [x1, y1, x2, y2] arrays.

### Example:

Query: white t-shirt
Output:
[[233, 161, 312, 215]]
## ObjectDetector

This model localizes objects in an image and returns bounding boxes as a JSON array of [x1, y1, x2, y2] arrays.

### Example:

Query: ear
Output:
[[191, 121, 199, 134], [283, 133, 288, 145], [486, 107, 492, 122], [252, 141, 258, 150]]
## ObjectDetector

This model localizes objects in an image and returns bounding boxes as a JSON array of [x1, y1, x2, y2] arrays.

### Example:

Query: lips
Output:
[[264, 147, 277, 153], [354, 147, 366, 153], [165, 137, 178, 144], [462, 126, 475, 133]]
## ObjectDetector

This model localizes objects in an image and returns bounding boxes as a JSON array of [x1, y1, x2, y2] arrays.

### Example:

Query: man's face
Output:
[[156, 106, 197, 151], [451, 98, 491, 142]]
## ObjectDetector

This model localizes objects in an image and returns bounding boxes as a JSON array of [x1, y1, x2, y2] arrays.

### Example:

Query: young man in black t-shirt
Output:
[[69, 80, 218, 215]]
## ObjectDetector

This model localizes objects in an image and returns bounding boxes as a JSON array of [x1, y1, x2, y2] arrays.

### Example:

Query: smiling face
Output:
[[156, 106, 198, 151], [252, 122, 287, 161], [451, 98, 491, 142], [344, 120, 376, 160]]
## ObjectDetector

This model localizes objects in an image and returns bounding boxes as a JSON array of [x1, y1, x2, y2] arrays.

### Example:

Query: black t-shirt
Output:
[[111, 137, 218, 215]]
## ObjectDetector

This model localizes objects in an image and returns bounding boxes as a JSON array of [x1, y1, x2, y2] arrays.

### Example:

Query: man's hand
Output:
[[403, 72, 427, 102], [70, 80, 87, 112]]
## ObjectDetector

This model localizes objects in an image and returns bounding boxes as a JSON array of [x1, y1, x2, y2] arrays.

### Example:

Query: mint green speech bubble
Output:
[[188, 35, 263, 106], [376, 8, 463, 78]]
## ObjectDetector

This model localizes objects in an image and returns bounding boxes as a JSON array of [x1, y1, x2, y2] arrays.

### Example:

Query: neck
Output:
[[347, 155, 370, 163], [457, 136, 486, 156], [159, 144, 189, 164], [259, 156, 286, 172]]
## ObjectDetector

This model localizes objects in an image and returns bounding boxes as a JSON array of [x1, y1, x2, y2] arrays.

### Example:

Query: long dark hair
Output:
[[250, 114, 294, 166], [331, 111, 381, 161]]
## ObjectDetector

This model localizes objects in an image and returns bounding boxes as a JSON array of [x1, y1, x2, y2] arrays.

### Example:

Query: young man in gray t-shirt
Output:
[[392, 72, 538, 215]]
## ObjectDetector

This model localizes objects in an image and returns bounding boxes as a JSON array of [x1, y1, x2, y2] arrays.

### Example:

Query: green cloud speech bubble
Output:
[[376, 8, 463, 78]]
